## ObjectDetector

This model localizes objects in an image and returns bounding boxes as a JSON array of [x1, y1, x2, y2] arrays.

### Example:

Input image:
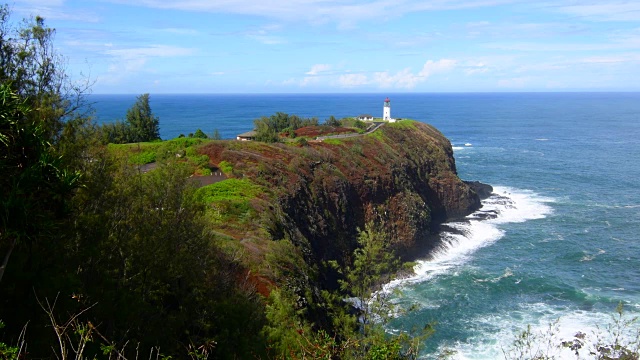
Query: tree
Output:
[[332, 223, 430, 359], [0, 5, 90, 142], [0, 83, 81, 282], [341, 223, 400, 334], [325, 115, 340, 127], [126, 93, 160, 142], [193, 128, 208, 139], [100, 94, 161, 144]]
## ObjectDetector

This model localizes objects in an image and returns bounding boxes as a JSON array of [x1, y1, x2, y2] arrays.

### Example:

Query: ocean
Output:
[[90, 93, 640, 358]]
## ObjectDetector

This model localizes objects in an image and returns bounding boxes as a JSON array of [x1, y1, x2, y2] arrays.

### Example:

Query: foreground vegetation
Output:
[[0, 7, 428, 358]]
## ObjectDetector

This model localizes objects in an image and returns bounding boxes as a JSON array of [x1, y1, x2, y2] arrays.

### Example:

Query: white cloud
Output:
[[13, 0, 101, 22], [244, 25, 286, 45], [373, 68, 421, 89], [338, 73, 369, 87], [334, 58, 457, 89], [556, 2, 640, 22], [105, 45, 195, 59], [464, 62, 489, 75], [101, 45, 195, 85], [104, 0, 529, 26], [306, 64, 332, 75], [418, 59, 457, 77], [579, 54, 640, 64], [484, 41, 640, 52], [162, 28, 200, 36]]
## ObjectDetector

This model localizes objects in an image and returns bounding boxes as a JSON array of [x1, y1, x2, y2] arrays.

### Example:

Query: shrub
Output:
[[218, 160, 233, 174]]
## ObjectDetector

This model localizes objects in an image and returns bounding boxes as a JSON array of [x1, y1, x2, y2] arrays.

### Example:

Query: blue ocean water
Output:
[[90, 93, 640, 358]]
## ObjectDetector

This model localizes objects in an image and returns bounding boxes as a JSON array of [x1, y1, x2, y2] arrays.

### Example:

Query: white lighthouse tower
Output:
[[383, 97, 392, 121]]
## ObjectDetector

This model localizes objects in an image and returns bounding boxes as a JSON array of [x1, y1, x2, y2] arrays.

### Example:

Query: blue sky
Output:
[[10, 0, 640, 93]]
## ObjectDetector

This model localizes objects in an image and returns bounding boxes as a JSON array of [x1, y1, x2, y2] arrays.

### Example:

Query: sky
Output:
[[8, 0, 640, 93]]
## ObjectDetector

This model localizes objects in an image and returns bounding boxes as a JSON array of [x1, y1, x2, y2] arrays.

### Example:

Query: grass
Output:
[[108, 137, 213, 173], [195, 179, 264, 226], [195, 178, 262, 204], [387, 120, 417, 129], [323, 138, 344, 146], [366, 128, 386, 141]]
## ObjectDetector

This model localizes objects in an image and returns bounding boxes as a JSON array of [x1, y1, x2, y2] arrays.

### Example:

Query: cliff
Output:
[[199, 121, 485, 271]]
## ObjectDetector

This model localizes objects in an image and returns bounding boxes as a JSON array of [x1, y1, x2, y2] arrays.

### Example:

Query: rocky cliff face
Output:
[[200, 121, 484, 267]]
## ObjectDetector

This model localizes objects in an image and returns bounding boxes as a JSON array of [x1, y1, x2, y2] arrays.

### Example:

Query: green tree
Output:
[[253, 112, 319, 143], [193, 128, 208, 139], [334, 223, 430, 359], [212, 128, 222, 140], [0, 5, 90, 141], [0, 83, 81, 283], [340, 224, 400, 333], [100, 94, 161, 144], [325, 115, 340, 127], [126, 93, 160, 142]]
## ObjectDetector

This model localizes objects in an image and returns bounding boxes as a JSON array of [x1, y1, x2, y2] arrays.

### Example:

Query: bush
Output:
[[296, 137, 309, 147], [218, 160, 233, 174]]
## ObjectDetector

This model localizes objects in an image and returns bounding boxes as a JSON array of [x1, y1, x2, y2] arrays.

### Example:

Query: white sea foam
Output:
[[387, 186, 554, 289], [444, 302, 635, 360], [452, 146, 465, 151]]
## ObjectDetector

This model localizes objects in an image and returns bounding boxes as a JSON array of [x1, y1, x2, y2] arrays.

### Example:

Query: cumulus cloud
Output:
[[338, 73, 369, 87], [464, 62, 489, 75], [373, 68, 422, 88], [418, 59, 457, 77], [306, 64, 332, 75], [334, 58, 457, 89], [101, 45, 195, 84]]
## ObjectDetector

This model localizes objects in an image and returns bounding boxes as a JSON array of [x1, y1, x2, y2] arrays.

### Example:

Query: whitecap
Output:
[[442, 302, 637, 360], [387, 186, 555, 289]]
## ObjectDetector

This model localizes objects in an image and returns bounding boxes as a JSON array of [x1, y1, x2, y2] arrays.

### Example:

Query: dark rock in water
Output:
[[472, 209, 499, 220], [465, 181, 493, 200]]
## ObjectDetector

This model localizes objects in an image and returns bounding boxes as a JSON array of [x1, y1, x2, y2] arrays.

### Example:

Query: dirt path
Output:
[[315, 122, 385, 141]]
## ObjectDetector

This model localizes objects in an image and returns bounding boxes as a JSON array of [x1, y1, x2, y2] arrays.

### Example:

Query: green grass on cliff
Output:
[[323, 138, 344, 145], [388, 119, 417, 129], [195, 178, 262, 204], [108, 137, 213, 175], [195, 178, 264, 225]]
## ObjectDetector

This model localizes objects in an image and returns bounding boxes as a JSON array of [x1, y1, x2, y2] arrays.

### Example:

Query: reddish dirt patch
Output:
[[246, 272, 274, 298], [295, 126, 356, 137], [198, 142, 227, 164]]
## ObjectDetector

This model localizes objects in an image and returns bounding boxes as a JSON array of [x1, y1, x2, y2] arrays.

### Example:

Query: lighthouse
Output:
[[383, 97, 391, 121]]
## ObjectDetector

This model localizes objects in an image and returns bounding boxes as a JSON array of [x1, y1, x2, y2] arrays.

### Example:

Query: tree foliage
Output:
[[193, 128, 208, 139], [0, 5, 89, 141], [0, 68, 80, 284], [101, 93, 160, 144], [253, 112, 318, 143]]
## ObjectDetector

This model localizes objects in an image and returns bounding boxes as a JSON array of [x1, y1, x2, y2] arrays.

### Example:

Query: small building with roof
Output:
[[236, 130, 257, 141]]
